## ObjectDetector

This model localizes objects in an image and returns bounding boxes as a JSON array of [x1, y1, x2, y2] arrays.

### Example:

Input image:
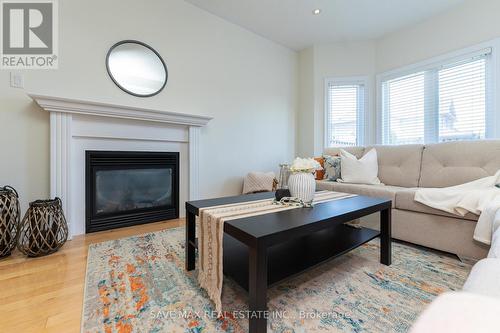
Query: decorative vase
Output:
[[17, 197, 68, 257], [0, 186, 20, 257], [288, 172, 316, 204]]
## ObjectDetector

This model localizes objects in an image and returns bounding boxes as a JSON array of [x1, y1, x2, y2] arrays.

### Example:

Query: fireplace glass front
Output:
[[86, 151, 179, 233], [95, 168, 172, 214]]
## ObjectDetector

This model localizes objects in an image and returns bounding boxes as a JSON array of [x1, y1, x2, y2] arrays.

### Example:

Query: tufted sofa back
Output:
[[365, 144, 424, 187], [418, 140, 500, 188], [323, 146, 365, 159]]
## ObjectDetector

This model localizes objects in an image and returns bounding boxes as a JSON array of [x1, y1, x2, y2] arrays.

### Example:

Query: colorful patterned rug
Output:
[[82, 227, 471, 333]]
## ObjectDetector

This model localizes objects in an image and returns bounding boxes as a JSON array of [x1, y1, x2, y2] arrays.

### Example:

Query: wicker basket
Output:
[[18, 198, 68, 257], [0, 186, 20, 257]]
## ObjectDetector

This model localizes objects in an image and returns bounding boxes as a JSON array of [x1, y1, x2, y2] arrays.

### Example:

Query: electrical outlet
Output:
[[10, 72, 24, 88]]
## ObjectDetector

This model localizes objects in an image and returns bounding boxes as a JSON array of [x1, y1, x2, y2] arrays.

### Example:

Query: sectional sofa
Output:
[[410, 209, 500, 332], [316, 140, 500, 259]]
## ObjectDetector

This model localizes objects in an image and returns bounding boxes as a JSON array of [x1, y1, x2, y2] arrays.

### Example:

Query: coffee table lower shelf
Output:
[[223, 224, 380, 290]]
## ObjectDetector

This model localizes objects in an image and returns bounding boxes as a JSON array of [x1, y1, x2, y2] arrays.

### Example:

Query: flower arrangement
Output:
[[289, 157, 322, 173]]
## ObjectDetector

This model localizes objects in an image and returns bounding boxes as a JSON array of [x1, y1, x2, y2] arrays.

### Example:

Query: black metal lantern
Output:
[[0, 186, 20, 257], [18, 197, 68, 257]]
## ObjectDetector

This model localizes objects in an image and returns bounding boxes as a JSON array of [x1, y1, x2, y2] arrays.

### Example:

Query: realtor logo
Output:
[[1, 0, 58, 69]]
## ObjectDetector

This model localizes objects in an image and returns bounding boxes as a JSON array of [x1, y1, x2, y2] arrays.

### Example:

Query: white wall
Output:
[[297, 48, 314, 157], [313, 42, 376, 154], [297, 41, 376, 156], [297, 0, 500, 154], [376, 0, 500, 73], [0, 0, 298, 211]]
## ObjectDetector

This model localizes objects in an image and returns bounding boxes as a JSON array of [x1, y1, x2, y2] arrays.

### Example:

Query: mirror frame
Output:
[[106, 40, 168, 97]]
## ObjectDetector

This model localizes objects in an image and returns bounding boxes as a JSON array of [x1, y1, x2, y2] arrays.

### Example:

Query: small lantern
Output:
[[18, 197, 68, 257], [0, 186, 20, 257]]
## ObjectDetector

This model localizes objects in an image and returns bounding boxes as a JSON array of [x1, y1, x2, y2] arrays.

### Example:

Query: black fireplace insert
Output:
[[85, 151, 179, 233]]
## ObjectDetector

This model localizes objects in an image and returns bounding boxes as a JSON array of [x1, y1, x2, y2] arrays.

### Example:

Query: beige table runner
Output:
[[197, 191, 356, 313]]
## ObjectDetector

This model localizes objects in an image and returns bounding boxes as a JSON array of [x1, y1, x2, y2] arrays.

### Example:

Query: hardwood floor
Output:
[[0, 219, 183, 333]]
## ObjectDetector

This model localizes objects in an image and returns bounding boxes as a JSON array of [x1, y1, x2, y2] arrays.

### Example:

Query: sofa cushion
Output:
[[395, 188, 479, 221], [463, 259, 500, 298], [419, 140, 500, 188], [316, 180, 400, 206], [365, 144, 423, 187]]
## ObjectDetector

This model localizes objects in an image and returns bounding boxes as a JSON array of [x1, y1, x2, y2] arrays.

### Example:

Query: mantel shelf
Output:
[[28, 92, 213, 127]]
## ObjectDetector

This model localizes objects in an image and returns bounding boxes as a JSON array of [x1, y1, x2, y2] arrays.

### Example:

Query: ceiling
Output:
[[184, 0, 465, 50]]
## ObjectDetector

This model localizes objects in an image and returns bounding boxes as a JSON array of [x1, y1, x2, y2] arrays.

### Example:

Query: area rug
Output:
[[82, 227, 471, 333]]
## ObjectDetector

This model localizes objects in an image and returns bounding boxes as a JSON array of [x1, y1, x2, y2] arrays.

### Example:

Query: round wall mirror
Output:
[[106, 40, 168, 97]]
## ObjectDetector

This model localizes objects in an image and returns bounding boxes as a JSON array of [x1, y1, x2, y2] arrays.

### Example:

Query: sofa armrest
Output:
[[463, 259, 500, 298], [488, 217, 500, 258], [410, 292, 500, 333]]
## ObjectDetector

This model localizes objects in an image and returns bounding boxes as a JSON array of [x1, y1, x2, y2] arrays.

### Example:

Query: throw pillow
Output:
[[314, 157, 325, 180], [323, 154, 342, 181], [242, 172, 276, 194], [338, 148, 381, 185]]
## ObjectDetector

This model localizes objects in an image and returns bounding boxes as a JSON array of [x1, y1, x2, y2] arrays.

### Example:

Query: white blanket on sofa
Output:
[[414, 170, 500, 245], [473, 204, 500, 246]]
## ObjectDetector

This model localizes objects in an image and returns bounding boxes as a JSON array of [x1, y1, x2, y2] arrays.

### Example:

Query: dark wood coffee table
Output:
[[185, 192, 392, 333]]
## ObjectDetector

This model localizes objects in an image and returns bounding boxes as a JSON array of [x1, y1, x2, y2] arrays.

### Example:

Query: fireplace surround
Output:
[[29, 93, 212, 237], [85, 151, 179, 233]]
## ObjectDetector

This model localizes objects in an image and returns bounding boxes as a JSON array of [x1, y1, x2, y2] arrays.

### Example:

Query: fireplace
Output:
[[85, 151, 179, 233]]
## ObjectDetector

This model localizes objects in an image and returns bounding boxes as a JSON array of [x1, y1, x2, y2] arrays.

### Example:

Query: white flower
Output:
[[290, 157, 322, 173]]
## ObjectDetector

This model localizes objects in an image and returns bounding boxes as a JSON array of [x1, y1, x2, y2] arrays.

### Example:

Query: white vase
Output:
[[288, 172, 316, 204]]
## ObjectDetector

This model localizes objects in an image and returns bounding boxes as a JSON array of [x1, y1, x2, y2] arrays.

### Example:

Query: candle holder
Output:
[[275, 163, 291, 200]]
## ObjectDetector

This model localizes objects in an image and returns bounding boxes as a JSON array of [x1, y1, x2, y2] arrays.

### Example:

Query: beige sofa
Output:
[[410, 211, 500, 332], [317, 140, 500, 259]]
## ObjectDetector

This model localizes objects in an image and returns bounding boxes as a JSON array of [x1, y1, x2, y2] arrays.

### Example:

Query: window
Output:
[[438, 59, 486, 142], [382, 72, 425, 145], [380, 49, 491, 145], [325, 79, 366, 147]]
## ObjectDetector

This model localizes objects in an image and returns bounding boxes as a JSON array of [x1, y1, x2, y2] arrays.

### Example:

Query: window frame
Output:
[[324, 76, 369, 148], [376, 39, 500, 144]]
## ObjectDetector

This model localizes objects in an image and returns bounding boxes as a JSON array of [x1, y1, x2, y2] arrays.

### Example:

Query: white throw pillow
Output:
[[338, 148, 381, 185]]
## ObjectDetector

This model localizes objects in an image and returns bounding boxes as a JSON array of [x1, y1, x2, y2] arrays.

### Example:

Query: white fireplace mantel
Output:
[[29, 93, 213, 127], [29, 92, 212, 236]]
